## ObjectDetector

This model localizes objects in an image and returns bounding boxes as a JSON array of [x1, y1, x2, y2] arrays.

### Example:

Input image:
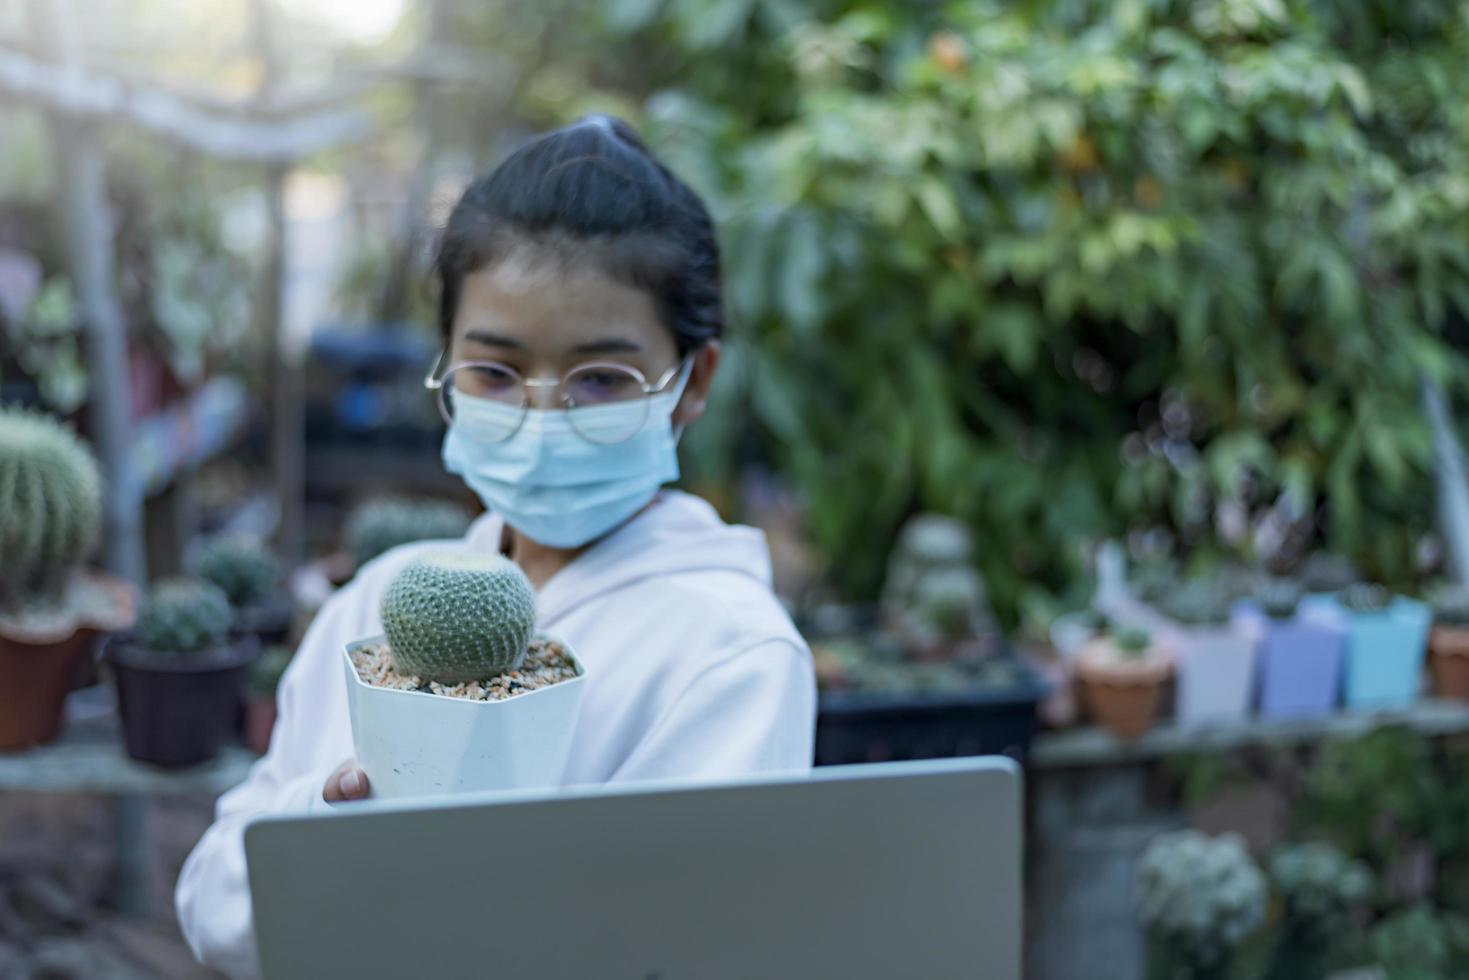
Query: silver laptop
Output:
[[245, 757, 1023, 980]]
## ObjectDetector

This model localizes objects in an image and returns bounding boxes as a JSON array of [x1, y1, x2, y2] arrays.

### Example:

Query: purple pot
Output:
[[1255, 615, 1345, 719]]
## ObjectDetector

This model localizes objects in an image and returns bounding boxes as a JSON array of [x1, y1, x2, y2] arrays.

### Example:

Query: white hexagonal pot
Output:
[[343, 634, 587, 799]]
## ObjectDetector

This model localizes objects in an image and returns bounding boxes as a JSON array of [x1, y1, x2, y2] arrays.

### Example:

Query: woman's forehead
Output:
[[452, 253, 673, 359]]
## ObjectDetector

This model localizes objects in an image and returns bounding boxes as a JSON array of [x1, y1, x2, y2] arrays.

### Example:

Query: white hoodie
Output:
[[175, 490, 816, 978]]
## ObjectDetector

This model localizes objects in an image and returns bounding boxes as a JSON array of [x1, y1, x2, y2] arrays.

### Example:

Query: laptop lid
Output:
[[245, 757, 1022, 980]]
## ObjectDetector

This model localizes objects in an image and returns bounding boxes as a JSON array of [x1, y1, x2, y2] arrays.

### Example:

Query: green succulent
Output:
[[192, 533, 280, 608], [1430, 584, 1469, 627], [0, 406, 102, 609], [346, 496, 471, 570], [1340, 582, 1392, 615], [137, 578, 234, 655], [1161, 581, 1233, 627], [380, 552, 537, 684], [1256, 577, 1304, 620], [1116, 627, 1152, 657], [1298, 554, 1360, 595]]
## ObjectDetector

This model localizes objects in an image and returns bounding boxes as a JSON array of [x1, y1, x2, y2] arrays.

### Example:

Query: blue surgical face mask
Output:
[[442, 360, 693, 548]]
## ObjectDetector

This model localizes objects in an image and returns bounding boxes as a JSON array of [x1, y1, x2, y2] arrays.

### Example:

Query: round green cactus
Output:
[[1340, 582, 1391, 614], [380, 552, 536, 684], [0, 406, 102, 609], [137, 578, 234, 655], [1161, 581, 1232, 627], [192, 533, 280, 608], [346, 496, 470, 570], [1257, 577, 1304, 620]]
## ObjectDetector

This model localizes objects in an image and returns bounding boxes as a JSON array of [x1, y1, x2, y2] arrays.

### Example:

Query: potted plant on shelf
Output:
[[104, 578, 259, 767], [244, 644, 292, 755], [1252, 577, 1345, 719], [1161, 581, 1259, 728], [1427, 585, 1469, 701], [0, 407, 136, 749], [192, 533, 291, 645], [1330, 583, 1431, 710], [343, 552, 587, 798], [1075, 625, 1173, 738]]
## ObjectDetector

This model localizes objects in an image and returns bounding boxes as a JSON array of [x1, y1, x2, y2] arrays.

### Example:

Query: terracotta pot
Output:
[[1430, 626, 1469, 701], [246, 697, 278, 755], [0, 573, 136, 750], [1074, 637, 1174, 739]]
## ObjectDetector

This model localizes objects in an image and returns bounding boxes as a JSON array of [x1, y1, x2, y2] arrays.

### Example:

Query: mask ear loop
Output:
[[668, 356, 697, 443]]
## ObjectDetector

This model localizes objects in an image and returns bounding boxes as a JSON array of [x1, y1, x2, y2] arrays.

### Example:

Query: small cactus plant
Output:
[[192, 534, 280, 609], [346, 496, 470, 570], [136, 578, 234, 655], [1269, 841, 1372, 928], [1162, 581, 1233, 627], [1257, 577, 1304, 620], [0, 407, 102, 609], [1340, 582, 1392, 614], [380, 552, 536, 684], [1298, 553, 1359, 594], [1116, 627, 1152, 657]]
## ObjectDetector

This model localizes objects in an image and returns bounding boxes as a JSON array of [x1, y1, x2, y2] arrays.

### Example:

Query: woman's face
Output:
[[448, 247, 718, 425]]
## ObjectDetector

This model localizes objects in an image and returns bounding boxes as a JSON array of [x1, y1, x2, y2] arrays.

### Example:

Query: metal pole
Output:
[[30, 0, 146, 588]]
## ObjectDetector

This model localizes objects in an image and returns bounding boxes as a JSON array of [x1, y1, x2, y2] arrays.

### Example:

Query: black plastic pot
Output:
[[815, 664, 1049, 766], [105, 633, 259, 768]]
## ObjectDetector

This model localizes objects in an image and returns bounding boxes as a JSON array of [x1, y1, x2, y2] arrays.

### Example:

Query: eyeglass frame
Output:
[[423, 350, 692, 443]]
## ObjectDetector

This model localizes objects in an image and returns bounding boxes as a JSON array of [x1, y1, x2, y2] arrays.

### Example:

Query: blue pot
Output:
[[1252, 612, 1345, 719]]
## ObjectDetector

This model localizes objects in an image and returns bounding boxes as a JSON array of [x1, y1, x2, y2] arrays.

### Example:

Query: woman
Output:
[[176, 114, 816, 976]]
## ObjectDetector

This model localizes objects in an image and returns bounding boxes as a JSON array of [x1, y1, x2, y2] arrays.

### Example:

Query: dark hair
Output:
[[434, 114, 723, 356]]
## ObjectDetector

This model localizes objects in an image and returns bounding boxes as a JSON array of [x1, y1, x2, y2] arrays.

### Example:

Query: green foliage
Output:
[[192, 534, 280, 609], [346, 496, 471, 571], [1362, 904, 1469, 980], [380, 552, 537, 684], [518, 0, 1469, 623], [0, 406, 102, 610], [137, 578, 233, 655]]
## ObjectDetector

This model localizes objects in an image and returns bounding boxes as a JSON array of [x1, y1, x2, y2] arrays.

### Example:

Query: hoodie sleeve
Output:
[[174, 580, 368, 979], [610, 638, 816, 781]]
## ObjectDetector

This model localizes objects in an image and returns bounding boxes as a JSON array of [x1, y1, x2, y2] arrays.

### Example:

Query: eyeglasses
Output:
[[424, 352, 689, 445]]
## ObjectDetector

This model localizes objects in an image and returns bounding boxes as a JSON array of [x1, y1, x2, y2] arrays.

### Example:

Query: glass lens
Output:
[[441, 363, 525, 441], [564, 363, 649, 444], [564, 364, 646, 405]]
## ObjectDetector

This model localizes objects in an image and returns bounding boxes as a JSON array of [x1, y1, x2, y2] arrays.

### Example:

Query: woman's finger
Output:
[[322, 760, 370, 803]]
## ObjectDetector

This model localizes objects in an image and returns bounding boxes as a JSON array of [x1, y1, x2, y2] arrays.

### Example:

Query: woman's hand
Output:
[[322, 758, 370, 803]]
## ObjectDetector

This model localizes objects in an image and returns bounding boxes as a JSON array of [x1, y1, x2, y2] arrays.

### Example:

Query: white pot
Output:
[[1173, 624, 1258, 728], [342, 635, 587, 799]]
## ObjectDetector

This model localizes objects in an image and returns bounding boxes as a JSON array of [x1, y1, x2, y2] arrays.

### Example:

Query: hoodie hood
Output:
[[464, 490, 773, 625]]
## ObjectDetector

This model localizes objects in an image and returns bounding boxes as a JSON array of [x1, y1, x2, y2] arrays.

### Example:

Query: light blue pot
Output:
[[1306, 597, 1430, 709]]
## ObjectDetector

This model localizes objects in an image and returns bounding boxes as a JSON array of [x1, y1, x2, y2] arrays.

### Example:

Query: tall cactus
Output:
[[381, 552, 536, 684], [0, 407, 102, 609]]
